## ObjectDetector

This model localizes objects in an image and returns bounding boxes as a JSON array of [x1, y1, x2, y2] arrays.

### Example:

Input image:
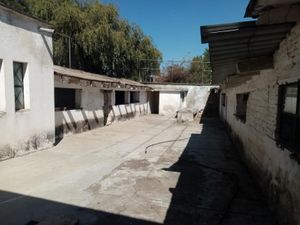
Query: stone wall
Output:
[[220, 23, 300, 225]]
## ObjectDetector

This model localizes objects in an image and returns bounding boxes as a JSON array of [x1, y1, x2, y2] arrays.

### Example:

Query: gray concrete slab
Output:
[[0, 115, 275, 225]]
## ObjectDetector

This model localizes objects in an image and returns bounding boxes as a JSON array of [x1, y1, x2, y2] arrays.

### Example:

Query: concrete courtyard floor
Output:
[[0, 115, 276, 225]]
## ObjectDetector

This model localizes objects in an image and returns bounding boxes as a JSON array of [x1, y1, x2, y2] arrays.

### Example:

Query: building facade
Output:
[[0, 5, 152, 160], [148, 83, 218, 116], [201, 1, 300, 224], [54, 66, 151, 138], [0, 5, 55, 160]]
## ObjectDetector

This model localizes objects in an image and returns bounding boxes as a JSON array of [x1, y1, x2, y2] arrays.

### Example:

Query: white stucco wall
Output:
[[0, 8, 54, 160], [54, 77, 105, 136], [55, 75, 150, 136], [220, 23, 300, 225], [107, 90, 149, 124], [149, 84, 218, 116], [159, 91, 182, 115]]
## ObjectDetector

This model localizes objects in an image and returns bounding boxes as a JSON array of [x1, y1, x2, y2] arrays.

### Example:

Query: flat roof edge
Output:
[[0, 3, 51, 28], [54, 65, 149, 88]]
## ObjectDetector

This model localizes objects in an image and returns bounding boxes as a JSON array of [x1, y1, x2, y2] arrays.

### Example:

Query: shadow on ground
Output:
[[163, 118, 276, 225], [0, 117, 276, 225], [0, 90, 276, 225]]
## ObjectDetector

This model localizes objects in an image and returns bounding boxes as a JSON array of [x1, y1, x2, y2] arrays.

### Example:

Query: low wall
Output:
[[107, 102, 150, 124], [148, 84, 218, 116], [55, 102, 150, 137], [54, 75, 150, 138], [55, 109, 105, 137]]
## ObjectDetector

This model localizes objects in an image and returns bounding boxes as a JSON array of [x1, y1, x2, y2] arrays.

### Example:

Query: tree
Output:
[[157, 49, 212, 84], [189, 49, 212, 84], [0, 0, 162, 80], [158, 64, 192, 83]]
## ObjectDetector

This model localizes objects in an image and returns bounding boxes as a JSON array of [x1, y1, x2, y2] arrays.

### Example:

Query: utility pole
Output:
[[55, 31, 72, 68], [68, 36, 71, 68], [171, 60, 174, 82], [138, 58, 141, 82]]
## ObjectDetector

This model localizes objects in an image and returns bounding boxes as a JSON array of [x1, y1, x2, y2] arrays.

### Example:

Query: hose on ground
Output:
[[144, 136, 240, 225]]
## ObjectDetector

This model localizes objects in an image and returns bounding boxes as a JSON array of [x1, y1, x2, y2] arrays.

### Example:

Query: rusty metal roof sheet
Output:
[[200, 21, 295, 84]]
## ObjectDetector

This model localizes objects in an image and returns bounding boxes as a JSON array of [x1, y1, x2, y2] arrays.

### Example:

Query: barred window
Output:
[[235, 93, 249, 123], [277, 82, 300, 152], [13, 62, 26, 111]]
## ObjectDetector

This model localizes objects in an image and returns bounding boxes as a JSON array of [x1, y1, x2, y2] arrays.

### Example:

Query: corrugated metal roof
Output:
[[201, 21, 295, 84], [54, 66, 148, 88]]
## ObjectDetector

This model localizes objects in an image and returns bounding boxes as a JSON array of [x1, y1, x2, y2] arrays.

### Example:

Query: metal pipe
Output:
[[39, 27, 55, 33]]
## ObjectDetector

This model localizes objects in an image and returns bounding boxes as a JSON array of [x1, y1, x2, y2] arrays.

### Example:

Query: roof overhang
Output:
[[245, 0, 300, 19], [54, 65, 151, 90], [201, 21, 295, 84]]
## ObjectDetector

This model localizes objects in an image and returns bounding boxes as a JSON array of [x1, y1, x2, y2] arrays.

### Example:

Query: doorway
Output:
[[149, 91, 159, 114]]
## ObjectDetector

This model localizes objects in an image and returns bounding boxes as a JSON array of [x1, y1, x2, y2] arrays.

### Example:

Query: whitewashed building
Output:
[[0, 4, 153, 160], [54, 66, 151, 138], [201, 0, 300, 224], [148, 83, 218, 117], [0, 4, 55, 160]]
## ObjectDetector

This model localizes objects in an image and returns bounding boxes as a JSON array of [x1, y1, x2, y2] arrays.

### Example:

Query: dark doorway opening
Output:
[[115, 91, 126, 105], [149, 91, 159, 114], [54, 88, 81, 111]]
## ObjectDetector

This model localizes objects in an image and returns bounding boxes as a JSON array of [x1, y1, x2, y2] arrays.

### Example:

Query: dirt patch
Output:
[[135, 177, 164, 193], [120, 159, 151, 171]]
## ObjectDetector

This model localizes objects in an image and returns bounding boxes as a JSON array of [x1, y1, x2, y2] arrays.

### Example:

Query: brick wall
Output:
[[221, 23, 300, 225]]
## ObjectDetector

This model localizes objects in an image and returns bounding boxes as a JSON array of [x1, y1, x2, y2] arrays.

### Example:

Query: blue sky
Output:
[[101, 0, 252, 61]]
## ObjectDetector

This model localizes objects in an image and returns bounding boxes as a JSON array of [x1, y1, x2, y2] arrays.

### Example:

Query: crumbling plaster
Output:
[[220, 23, 300, 225]]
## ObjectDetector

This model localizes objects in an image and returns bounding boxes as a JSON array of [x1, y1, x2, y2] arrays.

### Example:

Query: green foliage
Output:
[[189, 49, 212, 84], [157, 49, 212, 84], [0, 0, 28, 11], [0, 0, 162, 80]]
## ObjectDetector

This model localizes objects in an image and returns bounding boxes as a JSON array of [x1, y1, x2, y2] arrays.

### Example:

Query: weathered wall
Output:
[[107, 90, 149, 124], [149, 84, 218, 116], [0, 9, 54, 160], [159, 91, 182, 115], [220, 23, 300, 225], [55, 77, 105, 136], [55, 75, 149, 137]]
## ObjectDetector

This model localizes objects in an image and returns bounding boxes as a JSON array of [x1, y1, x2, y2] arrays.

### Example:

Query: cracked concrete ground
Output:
[[0, 115, 276, 225]]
